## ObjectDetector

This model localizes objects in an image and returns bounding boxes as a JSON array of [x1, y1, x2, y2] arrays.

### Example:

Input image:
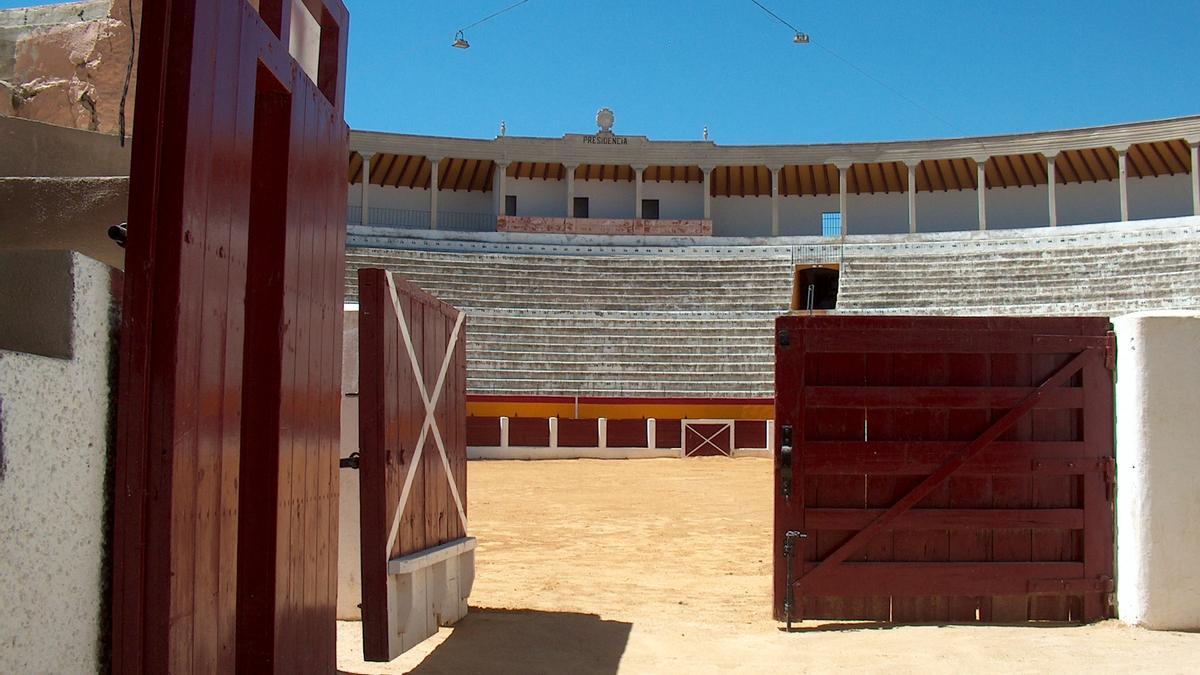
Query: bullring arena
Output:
[[1, 1, 1200, 673]]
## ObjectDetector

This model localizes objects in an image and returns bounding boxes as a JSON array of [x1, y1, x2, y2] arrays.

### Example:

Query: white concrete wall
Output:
[[507, 176, 562, 217], [1114, 311, 1200, 631], [642, 179, 704, 220], [575, 178, 636, 219], [338, 305, 362, 620], [350, 171, 1196, 235], [0, 252, 119, 674]]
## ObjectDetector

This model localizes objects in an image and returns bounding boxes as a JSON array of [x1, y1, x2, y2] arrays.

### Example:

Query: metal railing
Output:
[[790, 242, 844, 266], [347, 206, 497, 232]]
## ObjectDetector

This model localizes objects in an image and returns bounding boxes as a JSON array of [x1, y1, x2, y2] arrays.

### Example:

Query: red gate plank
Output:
[[773, 316, 1115, 626]]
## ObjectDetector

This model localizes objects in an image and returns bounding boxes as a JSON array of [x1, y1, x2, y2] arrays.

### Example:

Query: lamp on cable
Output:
[[793, 32, 809, 44], [452, 30, 470, 49]]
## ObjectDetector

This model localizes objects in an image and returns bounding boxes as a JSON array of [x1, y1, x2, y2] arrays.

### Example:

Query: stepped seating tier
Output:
[[345, 247, 791, 397], [345, 218, 1200, 398], [837, 234, 1200, 316]]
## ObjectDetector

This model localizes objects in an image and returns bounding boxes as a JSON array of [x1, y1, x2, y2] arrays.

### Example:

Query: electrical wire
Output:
[[118, 0, 135, 147], [747, 0, 978, 141], [459, 0, 533, 33]]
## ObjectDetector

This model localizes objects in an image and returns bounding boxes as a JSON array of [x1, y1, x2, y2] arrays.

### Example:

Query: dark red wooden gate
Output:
[[357, 269, 470, 661], [774, 316, 1115, 625], [111, 1, 349, 672]]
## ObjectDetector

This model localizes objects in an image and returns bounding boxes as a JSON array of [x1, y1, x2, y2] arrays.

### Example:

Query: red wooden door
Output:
[[357, 269, 470, 661], [110, 1, 349, 672], [773, 316, 1115, 626]]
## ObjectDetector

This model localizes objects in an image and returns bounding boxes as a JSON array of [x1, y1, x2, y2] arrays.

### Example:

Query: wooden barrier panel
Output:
[[773, 316, 1115, 625], [111, 1, 349, 672], [358, 269, 471, 661]]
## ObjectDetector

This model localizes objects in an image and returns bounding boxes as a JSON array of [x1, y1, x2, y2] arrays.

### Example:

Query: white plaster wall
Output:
[[338, 306, 362, 620], [780, 194, 840, 237], [0, 253, 118, 674], [575, 179, 636, 219], [1114, 311, 1200, 631], [642, 179, 704, 220], [712, 195, 770, 236], [507, 177, 563, 217], [348, 171, 1195, 234]]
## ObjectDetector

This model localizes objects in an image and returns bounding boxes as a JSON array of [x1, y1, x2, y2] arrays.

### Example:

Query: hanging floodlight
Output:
[[793, 32, 810, 44], [452, 0, 532, 49]]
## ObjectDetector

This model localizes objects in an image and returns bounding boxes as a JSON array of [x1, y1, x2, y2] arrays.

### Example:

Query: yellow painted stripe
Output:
[[466, 400, 774, 420]]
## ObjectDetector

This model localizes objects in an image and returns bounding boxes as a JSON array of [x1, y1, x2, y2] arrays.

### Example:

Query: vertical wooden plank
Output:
[[945, 351, 992, 622], [861, 351, 895, 621], [1082, 339, 1115, 621], [989, 350, 1033, 622], [357, 269, 389, 660], [889, 351, 950, 623], [1029, 351, 1074, 622], [805, 350, 868, 620]]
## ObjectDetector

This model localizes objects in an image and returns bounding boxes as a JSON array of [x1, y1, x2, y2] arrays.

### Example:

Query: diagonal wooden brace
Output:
[[794, 346, 1100, 592]]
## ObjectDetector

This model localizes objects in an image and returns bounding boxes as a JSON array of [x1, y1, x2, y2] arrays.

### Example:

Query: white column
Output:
[[1190, 142, 1199, 216], [975, 156, 988, 231], [598, 418, 608, 451], [495, 160, 510, 217], [769, 165, 781, 236], [1117, 146, 1129, 222], [647, 418, 657, 450], [499, 416, 510, 450], [360, 152, 373, 226], [428, 156, 441, 230], [700, 165, 713, 220], [765, 419, 775, 453], [836, 163, 850, 237], [633, 165, 646, 219], [564, 163, 577, 218], [1047, 153, 1058, 227], [905, 160, 918, 234], [549, 417, 559, 450]]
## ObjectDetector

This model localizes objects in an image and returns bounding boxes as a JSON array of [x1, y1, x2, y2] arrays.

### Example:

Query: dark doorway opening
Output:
[[792, 265, 839, 311]]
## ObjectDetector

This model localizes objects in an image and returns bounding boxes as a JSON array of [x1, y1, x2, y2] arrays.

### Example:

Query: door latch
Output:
[[780, 425, 793, 500], [339, 452, 360, 470]]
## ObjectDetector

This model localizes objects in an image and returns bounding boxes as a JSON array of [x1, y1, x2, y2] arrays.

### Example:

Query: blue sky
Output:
[[6, 0, 1200, 143]]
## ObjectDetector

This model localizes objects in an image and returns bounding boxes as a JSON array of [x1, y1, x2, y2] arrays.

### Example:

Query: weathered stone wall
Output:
[[0, 0, 142, 135]]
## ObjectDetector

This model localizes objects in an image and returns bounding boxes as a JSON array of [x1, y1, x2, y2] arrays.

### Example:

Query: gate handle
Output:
[[339, 452, 360, 470]]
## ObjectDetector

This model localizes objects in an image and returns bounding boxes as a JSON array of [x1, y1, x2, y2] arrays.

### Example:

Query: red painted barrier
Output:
[[357, 269, 468, 661], [773, 316, 1115, 625], [467, 416, 501, 447], [558, 418, 598, 447], [607, 419, 649, 448]]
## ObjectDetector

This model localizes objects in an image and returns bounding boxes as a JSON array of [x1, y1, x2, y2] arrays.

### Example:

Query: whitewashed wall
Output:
[[0, 252, 119, 674], [351, 171, 1195, 235], [1114, 311, 1200, 631]]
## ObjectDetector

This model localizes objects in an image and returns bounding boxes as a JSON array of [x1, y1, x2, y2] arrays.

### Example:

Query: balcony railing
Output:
[[347, 206, 496, 232], [790, 242, 844, 265]]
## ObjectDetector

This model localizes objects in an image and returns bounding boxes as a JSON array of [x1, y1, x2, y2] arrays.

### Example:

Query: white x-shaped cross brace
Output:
[[385, 273, 468, 559], [684, 422, 732, 457]]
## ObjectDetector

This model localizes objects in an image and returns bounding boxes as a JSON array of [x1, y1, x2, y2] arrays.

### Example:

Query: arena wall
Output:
[[0, 250, 119, 673], [1114, 311, 1200, 630]]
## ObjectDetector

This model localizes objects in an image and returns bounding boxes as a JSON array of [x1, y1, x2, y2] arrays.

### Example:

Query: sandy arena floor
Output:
[[337, 458, 1198, 674]]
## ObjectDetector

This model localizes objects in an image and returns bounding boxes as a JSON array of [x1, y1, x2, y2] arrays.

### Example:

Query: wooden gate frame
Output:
[[111, 1, 349, 672], [774, 316, 1116, 625], [358, 269, 474, 661]]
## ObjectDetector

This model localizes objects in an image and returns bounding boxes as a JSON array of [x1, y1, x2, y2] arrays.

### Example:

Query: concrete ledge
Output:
[[388, 536, 478, 575]]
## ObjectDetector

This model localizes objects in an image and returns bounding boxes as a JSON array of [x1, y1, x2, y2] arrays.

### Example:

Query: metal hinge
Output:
[[1103, 457, 1116, 502], [339, 452, 361, 470]]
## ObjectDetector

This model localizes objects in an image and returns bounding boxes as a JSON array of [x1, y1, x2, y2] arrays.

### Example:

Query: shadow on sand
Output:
[[402, 608, 632, 674]]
